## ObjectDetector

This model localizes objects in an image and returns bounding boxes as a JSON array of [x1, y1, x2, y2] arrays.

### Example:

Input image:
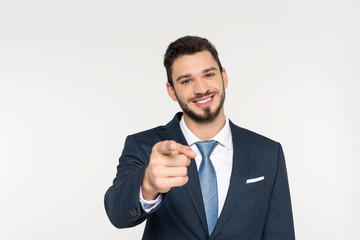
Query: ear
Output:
[[222, 67, 228, 89], [166, 82, 178, 101]]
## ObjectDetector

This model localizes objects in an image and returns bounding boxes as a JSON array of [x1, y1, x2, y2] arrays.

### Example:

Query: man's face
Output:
[[167, 50, 228, 123]]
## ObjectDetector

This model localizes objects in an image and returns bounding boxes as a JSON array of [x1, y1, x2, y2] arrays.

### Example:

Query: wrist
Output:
[[142, 168, 159, 200]]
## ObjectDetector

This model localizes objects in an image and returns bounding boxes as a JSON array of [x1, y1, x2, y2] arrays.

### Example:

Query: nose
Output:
[[193, 78, 209, 95]]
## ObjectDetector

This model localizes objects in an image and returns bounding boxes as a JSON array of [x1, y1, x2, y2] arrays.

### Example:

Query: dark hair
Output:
[[164, 36, 223, 87]]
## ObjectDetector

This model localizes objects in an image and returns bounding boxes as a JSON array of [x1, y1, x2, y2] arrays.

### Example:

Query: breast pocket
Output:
[[243, 178, 266, 193]]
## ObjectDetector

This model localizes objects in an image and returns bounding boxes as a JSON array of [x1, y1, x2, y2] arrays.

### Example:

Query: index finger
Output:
[[154, 141, 196, 158], [155, 140, 178, 155], [176, 144, 196, 159]]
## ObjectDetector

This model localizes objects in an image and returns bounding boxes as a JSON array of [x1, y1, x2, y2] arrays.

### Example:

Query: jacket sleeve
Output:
[[262, 143, 296, 239], [104, 134, 157, 228]]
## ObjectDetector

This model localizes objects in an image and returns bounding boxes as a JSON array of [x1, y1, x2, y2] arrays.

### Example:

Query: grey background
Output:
[[1, 0, 359, 239]]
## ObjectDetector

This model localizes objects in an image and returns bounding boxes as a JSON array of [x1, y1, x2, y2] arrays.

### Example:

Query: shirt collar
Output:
[[179, 114, 232, 150]]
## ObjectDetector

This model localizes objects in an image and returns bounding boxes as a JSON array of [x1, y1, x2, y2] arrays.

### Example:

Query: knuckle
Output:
[[177, 177, 187, 186], [180, 156, 188, 166], [153, 178, 161, 188], [166, 140, 175, 147], [157, 179, 167, 190], [152, 142, 159, 151], [150, 155, 164, 166], [149, 157, 157, 166], [184, 176, 189, 184], [150, 151, 159, 161], [178, 177, 188, 186], [186, 158, 191, 166], [152, 167, 161, 178], [180, 167, 187, 176]]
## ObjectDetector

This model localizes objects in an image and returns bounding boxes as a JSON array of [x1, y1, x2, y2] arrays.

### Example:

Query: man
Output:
[[104, 36, 295, 239]]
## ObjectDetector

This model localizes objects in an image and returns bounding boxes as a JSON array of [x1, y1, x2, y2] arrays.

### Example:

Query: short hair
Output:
[[164, 36, 223, 87]]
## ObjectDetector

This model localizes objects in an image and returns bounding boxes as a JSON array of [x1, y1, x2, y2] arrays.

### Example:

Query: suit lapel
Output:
[[211, 121, 251, 239], [158, 113, 209, 234]]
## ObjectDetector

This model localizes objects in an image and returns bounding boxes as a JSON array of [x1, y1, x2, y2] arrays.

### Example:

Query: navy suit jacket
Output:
[[104, 113, 295, 239]]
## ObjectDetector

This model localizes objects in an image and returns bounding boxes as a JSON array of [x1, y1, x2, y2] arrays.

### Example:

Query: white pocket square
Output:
[[246, 176, 265, 184]]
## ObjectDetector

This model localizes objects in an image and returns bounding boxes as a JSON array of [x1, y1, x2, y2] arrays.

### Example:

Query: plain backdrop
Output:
[[1, 0, 359, 239]]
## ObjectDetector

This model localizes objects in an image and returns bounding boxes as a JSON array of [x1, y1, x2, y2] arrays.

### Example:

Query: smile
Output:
[[196, 97, 212, 104], [191, 95, 215, 108]]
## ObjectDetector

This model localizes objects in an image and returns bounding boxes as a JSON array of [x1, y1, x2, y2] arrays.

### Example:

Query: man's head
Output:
[[164, 36, 223, 87], [164, 36, 228, 123]]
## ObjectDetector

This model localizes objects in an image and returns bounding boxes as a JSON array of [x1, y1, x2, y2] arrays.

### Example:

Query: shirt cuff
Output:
[[139, 186, 163, 213]]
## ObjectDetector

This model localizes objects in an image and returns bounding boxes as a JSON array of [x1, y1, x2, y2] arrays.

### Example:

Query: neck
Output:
[[183, 109, 226, 141]]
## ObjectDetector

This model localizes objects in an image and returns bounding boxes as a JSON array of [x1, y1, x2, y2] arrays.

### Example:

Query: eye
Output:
[[181, 79, 191, 84], [205, 73, 215, 78]]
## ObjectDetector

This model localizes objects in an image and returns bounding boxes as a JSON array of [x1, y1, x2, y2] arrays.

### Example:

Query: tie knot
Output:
[[195, 140, 218, 158]]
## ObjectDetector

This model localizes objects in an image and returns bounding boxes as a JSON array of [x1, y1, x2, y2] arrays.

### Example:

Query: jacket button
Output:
[[130, 208, 137, 217]]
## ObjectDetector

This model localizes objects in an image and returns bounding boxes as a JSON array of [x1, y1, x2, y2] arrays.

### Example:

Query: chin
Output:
[[184, 107, 222, 123]]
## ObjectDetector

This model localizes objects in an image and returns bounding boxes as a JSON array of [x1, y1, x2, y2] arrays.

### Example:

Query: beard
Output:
[[174, 85, 226, 124]]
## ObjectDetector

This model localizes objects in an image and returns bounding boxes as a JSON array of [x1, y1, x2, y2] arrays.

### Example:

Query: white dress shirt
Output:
[[140, 115, 233, 216]]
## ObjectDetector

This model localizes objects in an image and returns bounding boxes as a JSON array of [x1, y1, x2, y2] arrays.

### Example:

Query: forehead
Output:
[[171, 50, 219, 78]]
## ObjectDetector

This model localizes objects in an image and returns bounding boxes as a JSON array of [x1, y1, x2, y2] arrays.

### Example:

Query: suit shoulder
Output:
[[242, 127, 278, 144], [230, 122, 280, 147], [231, 124, 283, 164], [129, 125, 164, 141], [127, 113, 181, 143]]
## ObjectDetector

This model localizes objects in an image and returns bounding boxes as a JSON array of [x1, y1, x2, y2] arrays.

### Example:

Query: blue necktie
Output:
[[195, 140, 218, 236]]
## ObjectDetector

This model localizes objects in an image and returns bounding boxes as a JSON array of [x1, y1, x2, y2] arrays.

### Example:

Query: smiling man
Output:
[[104, 36, 295, 240]]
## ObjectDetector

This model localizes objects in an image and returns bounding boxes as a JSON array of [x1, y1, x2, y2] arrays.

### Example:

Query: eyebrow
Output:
[[175, 67, 219, 82]]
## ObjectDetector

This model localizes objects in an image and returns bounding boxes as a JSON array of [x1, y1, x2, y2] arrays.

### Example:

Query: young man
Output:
[[104, 36, 295, 239]]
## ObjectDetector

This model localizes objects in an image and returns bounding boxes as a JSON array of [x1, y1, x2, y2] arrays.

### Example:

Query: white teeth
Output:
[[196, 97, 212, 104]]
